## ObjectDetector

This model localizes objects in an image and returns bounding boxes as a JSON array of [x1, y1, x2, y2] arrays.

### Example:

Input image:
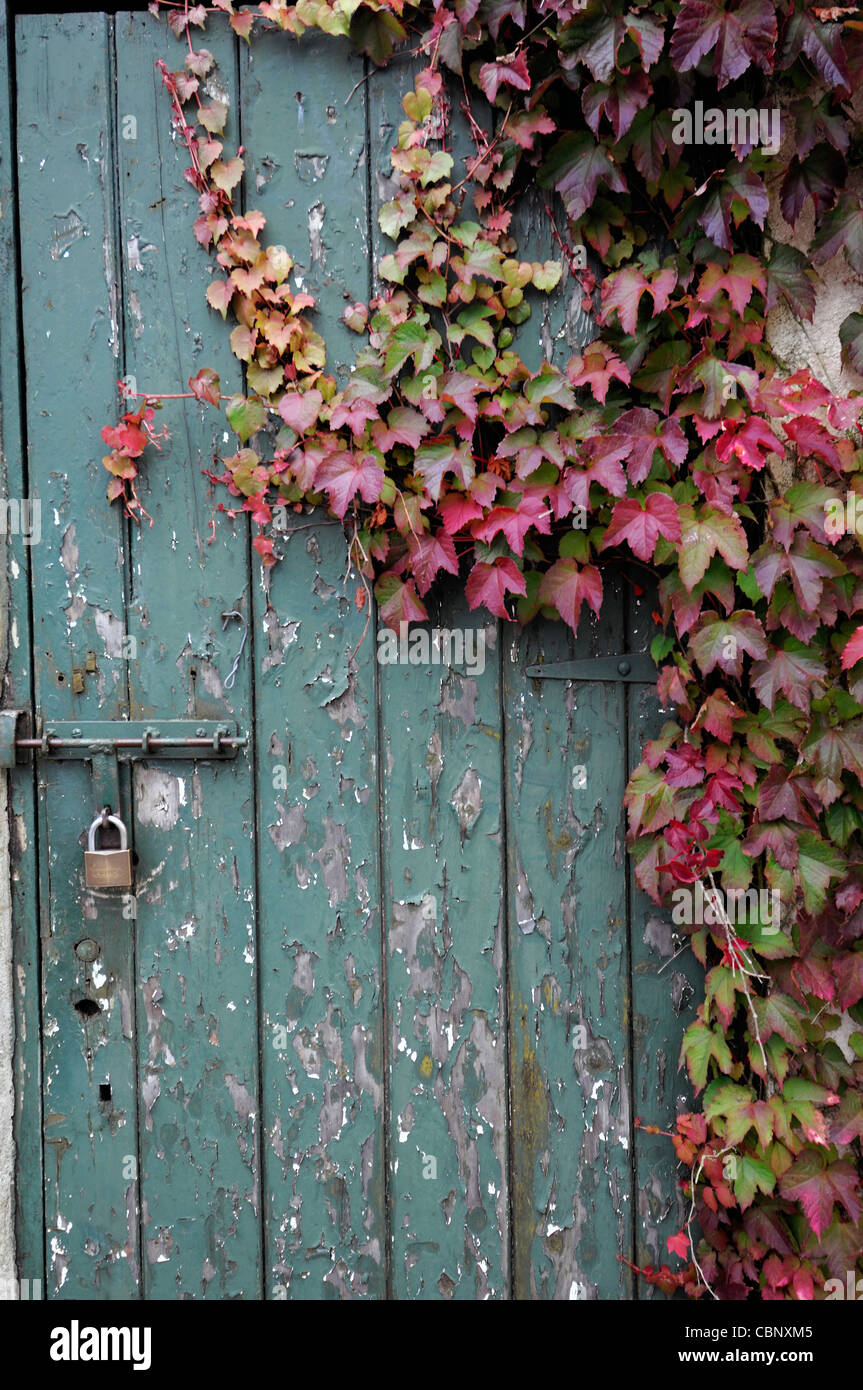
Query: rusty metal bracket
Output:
[[524, 654, 658, 682]]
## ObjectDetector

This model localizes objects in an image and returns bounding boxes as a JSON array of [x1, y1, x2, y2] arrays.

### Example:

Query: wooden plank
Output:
[[503, 576, 635, 1300], [507, 187, 595, 375], [0, 0, 43, 1293], [378, 587, 509, 1298], [16, 12, 140, 1299], [367, 60, 510, 1299], [240, 30, 370, 384], [240, 33, 388, 1298], [626, 581, 701, 1289], [114, 13, 262, 1298]]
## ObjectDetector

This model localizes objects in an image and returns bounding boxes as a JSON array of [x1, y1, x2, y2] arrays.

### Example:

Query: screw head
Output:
[[618, 660, 631, 676], [71, 728, 82, 738], [196, 728, 206, 737]]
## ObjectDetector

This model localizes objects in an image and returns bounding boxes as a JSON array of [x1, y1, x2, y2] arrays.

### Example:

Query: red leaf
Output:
[[478, 51, 530, 104], [566, 341, 631, 404], [715, 416, 784, 470], [252, 535, 277, 567], [601, 493, 681, 561], [842, 627, 863, 671], [317, 451, 384, 518], [537, 560, 603, 634], [834, 951, 863, 1010], [438, 492, 484, 534], [779, 1153, 862, 1241], [206, 278, 235, 318], [406, 530, 460, 596], [666, 1231, 690, 1259], [470, 491, 551, 555], [101, 421, 147, 457], [671, 0, 778, 89], [374, 572, 428, 630], [188, 367, 221, 407], [600, 266, 677, 336], [465, 558, 527, 620]]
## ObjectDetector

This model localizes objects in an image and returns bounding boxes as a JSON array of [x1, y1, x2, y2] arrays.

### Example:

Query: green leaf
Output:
[[449, 302, 496, 350], [733, 1155, 776, 1211], [796, 833, 846, 914], [349, 4, 406, 64], [210, 156, 245, 194], [680, 1019, 733, 1092], [379, 196, 417, 241], [677, 504, 749, 591], [384, 319, 440, 377], [226, 394, 267, 443], [532, 260, 563, 292]]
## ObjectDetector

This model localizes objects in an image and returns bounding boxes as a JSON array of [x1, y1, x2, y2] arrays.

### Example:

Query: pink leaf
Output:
[[375, 572, 428, 630], [478, 50, 530, 104], [277, 389, 323, 435], [465, 558, 527, 620], [601, 493, 681, 561], [318, 450, 384, 518], [407, 530, 460, 596], [841, 627, 863, 671], [537, 560, 603, 634]]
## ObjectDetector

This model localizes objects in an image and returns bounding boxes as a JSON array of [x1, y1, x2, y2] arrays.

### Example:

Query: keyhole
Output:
[[74, 999, 100, 1019]]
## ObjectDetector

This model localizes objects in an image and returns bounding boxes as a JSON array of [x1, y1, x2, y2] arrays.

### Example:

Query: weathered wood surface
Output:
[[6, 12, 697, 1298]]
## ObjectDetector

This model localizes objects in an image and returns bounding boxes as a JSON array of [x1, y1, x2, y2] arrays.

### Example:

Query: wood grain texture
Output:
[[241, 33, 388, 1299], [116, 14, 262, 1299], [0, 0, 43, 1293], [504, 574, 635, 1299], [17, 12, 140, 1299]]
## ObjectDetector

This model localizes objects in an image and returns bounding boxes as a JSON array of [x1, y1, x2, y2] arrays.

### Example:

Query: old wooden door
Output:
[[1, 8, 700, 1299]]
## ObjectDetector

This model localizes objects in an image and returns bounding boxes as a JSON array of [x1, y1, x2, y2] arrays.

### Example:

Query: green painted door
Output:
[[1, 8, 700, 1299]]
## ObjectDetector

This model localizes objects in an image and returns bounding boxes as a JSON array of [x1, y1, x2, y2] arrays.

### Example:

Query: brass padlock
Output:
[[84, 811, 133, 889]]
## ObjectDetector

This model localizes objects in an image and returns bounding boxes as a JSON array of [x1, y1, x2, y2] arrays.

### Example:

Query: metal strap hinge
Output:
[[524, 653, 658, 682]]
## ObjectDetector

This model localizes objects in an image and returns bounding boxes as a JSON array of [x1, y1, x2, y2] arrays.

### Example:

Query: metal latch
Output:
[[1, 717, 248, 815], [13, 720, 247, 760], [524, 654, 658, 682]]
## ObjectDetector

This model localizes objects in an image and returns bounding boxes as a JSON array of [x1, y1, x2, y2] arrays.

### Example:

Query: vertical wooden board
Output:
[[367, 58, 509, 1299], [379, 595, 508, 1299], [253, 520, 386, 1299], [114, 14, 262, 1298], [1, 0, 42, 1288], [16, 14, 140, 1299], [241, 33, 386, 1298], [16, 14, 127, 722], [626, 582, 700, 1288], [240, 31, 369, 384], [503, 579, 635, 1300], [507, 188, 595, 375]]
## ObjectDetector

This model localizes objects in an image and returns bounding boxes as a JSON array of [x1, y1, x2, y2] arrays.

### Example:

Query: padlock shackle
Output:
[[87, 812, 128, 852]]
